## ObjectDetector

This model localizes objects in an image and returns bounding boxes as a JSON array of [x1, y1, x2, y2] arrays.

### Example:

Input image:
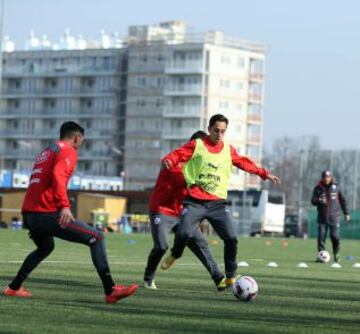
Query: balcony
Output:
[[0, 129, 113, 140], [79, 150, 113, 161], [0, 149, 40, 159], [165, 61, 204, 74], [2, 66, 117, 78], [125, 148, 162, 161], [164, 84, 203, 96], [247, 114, 262, 123], [163, 105, 201, 118], [1, 88, 113, 98], [0, 109, 115, 119], [0, 148, 114, 160], [249, 72, 265, 82], [162, 128, 198, 140], [248, 93, 262, 103], [247, 135, 262, 144]]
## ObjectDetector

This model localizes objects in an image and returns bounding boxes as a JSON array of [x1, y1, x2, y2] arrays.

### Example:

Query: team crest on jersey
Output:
[[35, 150, 50, 164], [154, 217, 161, 225], [332, 185, 337, 190]]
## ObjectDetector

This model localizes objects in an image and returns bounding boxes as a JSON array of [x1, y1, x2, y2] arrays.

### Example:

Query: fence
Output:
[[308, 210, 360, 239]]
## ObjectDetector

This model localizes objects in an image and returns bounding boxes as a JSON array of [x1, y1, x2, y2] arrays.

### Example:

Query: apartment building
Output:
[[0, 48, 127, 175], [0, 21, 266, 191], [124, 21, 266, 190]]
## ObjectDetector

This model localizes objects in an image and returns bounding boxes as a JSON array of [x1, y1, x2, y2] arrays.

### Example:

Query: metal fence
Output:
[[308, 210, 360, 239]]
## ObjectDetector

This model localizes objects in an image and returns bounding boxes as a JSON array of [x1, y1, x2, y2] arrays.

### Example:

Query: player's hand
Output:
[[267, 174, 281, 185], [345, 214, 351, 223], [58, 208, 75, 228], [161, 160, 171, 170]]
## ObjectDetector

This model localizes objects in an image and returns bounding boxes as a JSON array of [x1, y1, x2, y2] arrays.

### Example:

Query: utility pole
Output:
[[0, 0, 4, 173], [353, 150, 358, 210], [329, 150, 333, 172], [298, 150, 305, 237]]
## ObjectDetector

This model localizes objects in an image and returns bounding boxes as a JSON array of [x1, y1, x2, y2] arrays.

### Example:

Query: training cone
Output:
[[297, 262, 308, 268], [237, 261, 249, 267], [331, 263, 342, 268], [281, 240, 289, 247], [267, 262, 278, 268], [352, 263, 360, 268]]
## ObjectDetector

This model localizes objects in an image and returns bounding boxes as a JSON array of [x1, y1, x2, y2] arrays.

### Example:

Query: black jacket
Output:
[[311, 181, 349, 224]]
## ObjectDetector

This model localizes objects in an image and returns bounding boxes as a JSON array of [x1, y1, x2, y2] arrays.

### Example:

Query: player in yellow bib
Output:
[[161, 114, 280, 290]]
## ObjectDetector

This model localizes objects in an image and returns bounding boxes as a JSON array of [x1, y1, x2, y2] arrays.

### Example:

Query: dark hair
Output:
[[60, 121, 85, 139], [208, 114, 229, 128], [190, 130, 207, 141]]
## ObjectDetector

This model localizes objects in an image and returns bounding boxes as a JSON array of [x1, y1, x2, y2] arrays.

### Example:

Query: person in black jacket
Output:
[[311, 170, 350, 263]]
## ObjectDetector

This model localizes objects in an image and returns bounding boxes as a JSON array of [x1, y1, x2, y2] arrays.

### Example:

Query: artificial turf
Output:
[[0, 230, 359, 334]]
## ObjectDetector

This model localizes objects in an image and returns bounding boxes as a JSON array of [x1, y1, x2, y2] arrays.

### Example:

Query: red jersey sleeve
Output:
[[230, 145, 269, 180], [51, 148, 76, 209], [161, 140, 196, 169]]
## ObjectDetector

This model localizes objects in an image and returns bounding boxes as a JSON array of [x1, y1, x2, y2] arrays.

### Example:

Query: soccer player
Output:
[[161, 114, 280, 286], [3, 121, 138, 304], [144, 130, 226, 290], [311, 170, 350, 263]]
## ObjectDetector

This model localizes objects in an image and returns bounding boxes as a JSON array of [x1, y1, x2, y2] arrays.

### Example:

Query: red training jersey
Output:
[[161, 135, 269, 201], [149, 165, 187, 217], [22, 141, 78, 213]]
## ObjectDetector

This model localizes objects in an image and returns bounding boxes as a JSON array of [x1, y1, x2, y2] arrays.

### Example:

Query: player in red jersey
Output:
[[144, 131, 225, 290], [3, 122, 137, 304]]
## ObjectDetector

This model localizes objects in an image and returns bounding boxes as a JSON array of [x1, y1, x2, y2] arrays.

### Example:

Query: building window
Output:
[[238, 57, 245, 68], [220, 55, 231, 64], [220, 79, 230, 88], [136, 98, 146, 108], [137, 77, 147, 87]]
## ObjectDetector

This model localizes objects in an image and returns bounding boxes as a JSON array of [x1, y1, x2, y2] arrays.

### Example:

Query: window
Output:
[[248, 124, 261, 135], [136, 98, 146, 107], [236, 104, 243, 112], [137, 77, 147, 87], [247, 145, 261, 158], [219, 101, 229, 109], [237, 82, 243, 90], [171, 119, 181, 128], [155, 98, 163, 107], [220, 79, 230, 88], [220, 55, 231, 64], [238, 57, 245, 68]]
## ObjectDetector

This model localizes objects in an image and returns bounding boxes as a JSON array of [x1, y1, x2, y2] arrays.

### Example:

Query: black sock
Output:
[[99, 268, 115, 295], [9, 272, 28, 291]]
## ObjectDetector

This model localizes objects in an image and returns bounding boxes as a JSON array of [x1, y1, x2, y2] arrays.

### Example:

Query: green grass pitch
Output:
[[0, 230, 359, 334]]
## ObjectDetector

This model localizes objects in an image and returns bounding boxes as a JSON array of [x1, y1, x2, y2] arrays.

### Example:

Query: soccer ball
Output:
[[232, 276, 258, 302], [317, 250, 331, 263]]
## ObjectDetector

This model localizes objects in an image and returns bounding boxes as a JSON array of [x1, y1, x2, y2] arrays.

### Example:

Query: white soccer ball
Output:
[[232, 276, 258, 302], [317, 250, 331, 263]]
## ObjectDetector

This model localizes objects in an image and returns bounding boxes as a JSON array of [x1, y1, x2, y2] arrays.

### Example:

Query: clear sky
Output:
[[3, 0, 360, 150]]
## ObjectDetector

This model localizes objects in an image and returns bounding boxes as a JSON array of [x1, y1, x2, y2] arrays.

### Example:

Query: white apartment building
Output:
[[124, 21, 266, 190]]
